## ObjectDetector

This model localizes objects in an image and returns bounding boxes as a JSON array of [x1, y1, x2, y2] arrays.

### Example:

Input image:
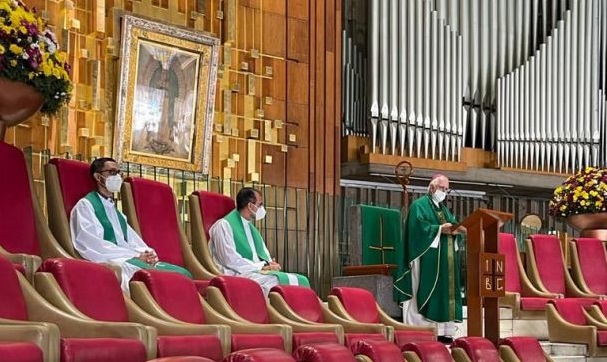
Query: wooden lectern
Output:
[[458, 208, 512, 345]]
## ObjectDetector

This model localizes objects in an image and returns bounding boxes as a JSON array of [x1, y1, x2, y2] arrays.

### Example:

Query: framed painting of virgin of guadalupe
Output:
[[113, 14, 219, 173]]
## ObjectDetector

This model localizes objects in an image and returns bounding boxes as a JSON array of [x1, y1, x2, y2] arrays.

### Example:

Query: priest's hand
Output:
[[451, 225, 467, 235], [138, 250, 159, 265], [440, 223, 453, 234]]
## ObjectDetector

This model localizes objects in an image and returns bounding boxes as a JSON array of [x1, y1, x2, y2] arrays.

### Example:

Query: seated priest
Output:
[[209, 187, 310, 296], [70, 157, 192, 292]]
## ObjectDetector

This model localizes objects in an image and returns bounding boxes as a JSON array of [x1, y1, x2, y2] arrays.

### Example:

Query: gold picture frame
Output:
[[113, 14, 219, 173]]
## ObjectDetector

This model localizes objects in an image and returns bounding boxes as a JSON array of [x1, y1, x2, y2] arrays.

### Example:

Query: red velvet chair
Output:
[[34, 258, 230, 360], [450, 337, 500, 362], [401, 341, 453, 362], [498, 233, 557, 318], [44, 158, 96, 257], [270, 285, 408, 361], [526, 234, 599, 305], [569, 238, 607, 296], [546, 299, 607, 357], [0, 324, 56, 362], [206, 276, 350, 353], [129, 269, 292, 353], [328, 287, 436, 349], [498, 336, 553, 362], [188, 190, 236, 275], [121, 177, 216, 294], [0, 255, 150, 361], [0, 142, 70, 281]]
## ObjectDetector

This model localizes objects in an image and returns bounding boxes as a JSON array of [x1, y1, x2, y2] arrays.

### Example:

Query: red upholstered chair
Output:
[[34, 258, 230, 360], [569, 238, 607, 296], [526, 234, 599, 304], [188, 190, 236, 275], [546, 299, 607, 357], [450, 337, 500, 362], [0, 254, 149, 361], [129, 269, 292, 353], [0, 324, 57, 362], [206, 276, 349, 353], [270, 285, 407, 361], [401, 341, 453, 362], [498, 337, 553, 362], [44, 158, 96, 257], [328, 287, 436, 349], [498, 233, 557, 318], [0, 142, 70, 281], [121, 177, 215, 293]]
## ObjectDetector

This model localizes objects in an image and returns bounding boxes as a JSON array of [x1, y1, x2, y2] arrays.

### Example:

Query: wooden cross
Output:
[[368, 215, 395, 264]]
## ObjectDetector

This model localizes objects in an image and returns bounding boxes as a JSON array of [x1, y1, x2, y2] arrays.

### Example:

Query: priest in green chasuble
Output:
[[394, 174, 466, 342], [70, 158, 192, 293], [209, 187, 310, 296]]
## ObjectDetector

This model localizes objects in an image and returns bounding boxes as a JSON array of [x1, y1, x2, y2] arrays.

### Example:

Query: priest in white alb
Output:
[[209, 187, 310, 296], [70, 157, 192, 292]]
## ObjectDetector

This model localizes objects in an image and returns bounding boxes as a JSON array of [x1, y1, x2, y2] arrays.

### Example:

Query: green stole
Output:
[[85, 191, 127, 244], [224, 209, 309, 287], [394, 195, 462, 323]]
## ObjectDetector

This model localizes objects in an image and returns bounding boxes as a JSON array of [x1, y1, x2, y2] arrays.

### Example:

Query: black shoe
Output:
[[437, 335, 454, 344]]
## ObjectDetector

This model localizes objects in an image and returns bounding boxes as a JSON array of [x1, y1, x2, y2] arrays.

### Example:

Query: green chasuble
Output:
[[84, 191, 192, 278], [394, 194, 462, 323], [224, 209, 309, 287]]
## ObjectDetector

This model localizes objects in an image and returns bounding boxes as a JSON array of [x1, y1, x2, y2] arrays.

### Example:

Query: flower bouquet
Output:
[[549, 167, 607, 218], [0, 0, 71, 115]]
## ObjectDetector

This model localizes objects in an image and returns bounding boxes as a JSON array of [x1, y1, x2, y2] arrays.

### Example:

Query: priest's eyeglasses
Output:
[[99, 169, 122, 176], [437, 185, 452, 194]]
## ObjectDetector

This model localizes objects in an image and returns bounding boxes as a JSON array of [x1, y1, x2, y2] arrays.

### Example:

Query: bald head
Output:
[[428, 175, 450, 194]]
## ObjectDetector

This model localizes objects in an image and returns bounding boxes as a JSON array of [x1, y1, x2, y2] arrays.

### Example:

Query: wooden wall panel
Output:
[[287, 61, 309, 105], [287, 17, 309, 62], [263, 12, 286, 57]]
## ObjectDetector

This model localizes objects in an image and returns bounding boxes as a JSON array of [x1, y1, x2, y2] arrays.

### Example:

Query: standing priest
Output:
[[394, 174, 466, 343], [209, 187, 309, 296]]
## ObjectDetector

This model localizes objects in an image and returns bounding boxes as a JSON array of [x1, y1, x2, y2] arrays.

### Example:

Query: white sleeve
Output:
[[209, 219, 265, 275], [70, 199, 141, 264], [429, 228, 441, 248], [124, 217, 153, 254]]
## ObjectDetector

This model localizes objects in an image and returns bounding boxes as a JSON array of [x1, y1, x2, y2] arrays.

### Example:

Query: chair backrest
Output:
[[451, 337, 500, 362], [329, 287, 380, 323], [499, 337, 546, 362], [529, 234, 566, 294], [270, 285, 324, 323], [572, 238, 607, 295], [401, 341, 452, 361], [124, 177, 185, 267], [131, 269, 206, 324], [38, 258, 129, 322], [0, 142, 39, 256], [0, 255, 28, 321], [209, 276, 270, 324], [498, 233, 521, 293], [192, 190, 235, 241], [47, 158, 94, 218], [45, 158, 94, 255], [549, 299, 586, 325]]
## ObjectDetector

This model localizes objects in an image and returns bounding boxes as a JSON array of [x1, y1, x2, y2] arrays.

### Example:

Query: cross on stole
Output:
[[368, 215, 395, 264]]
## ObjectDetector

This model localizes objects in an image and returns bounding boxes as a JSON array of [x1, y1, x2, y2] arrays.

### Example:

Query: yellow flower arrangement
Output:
[[549, 167, 607, 218], [0, 0, 71, 115]]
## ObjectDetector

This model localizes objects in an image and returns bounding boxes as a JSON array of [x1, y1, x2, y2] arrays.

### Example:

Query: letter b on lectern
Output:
[[480, 252, 505, 297]]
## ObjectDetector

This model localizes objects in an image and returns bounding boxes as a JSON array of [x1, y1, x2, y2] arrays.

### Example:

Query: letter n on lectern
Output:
[[479, 252, 506, 298]]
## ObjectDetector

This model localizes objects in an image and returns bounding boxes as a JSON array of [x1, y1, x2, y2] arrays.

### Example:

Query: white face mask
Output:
[[253, 205, 266, 221], [432, 190, 447, 203], [104, 174, 123, 193]]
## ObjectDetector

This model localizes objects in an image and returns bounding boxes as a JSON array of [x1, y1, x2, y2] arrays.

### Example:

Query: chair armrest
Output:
[[188, 194, 223, 276], [268, 292, 317, 324], [451, 347, 473, 362], [377, 303, 436, 336], [205, 286, 255, 323], [403, 350, 423, 362], [498, 345, 521, 362], [0, 245, 41, 283], [321, 305, 387, 336], [587, 306, 607, 324], [0, 320, 61, 362], [31, 185, 72, 259], [201, 298, 292, 352], [268, 304, 344, 344], [584, 309, 607, 330]]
